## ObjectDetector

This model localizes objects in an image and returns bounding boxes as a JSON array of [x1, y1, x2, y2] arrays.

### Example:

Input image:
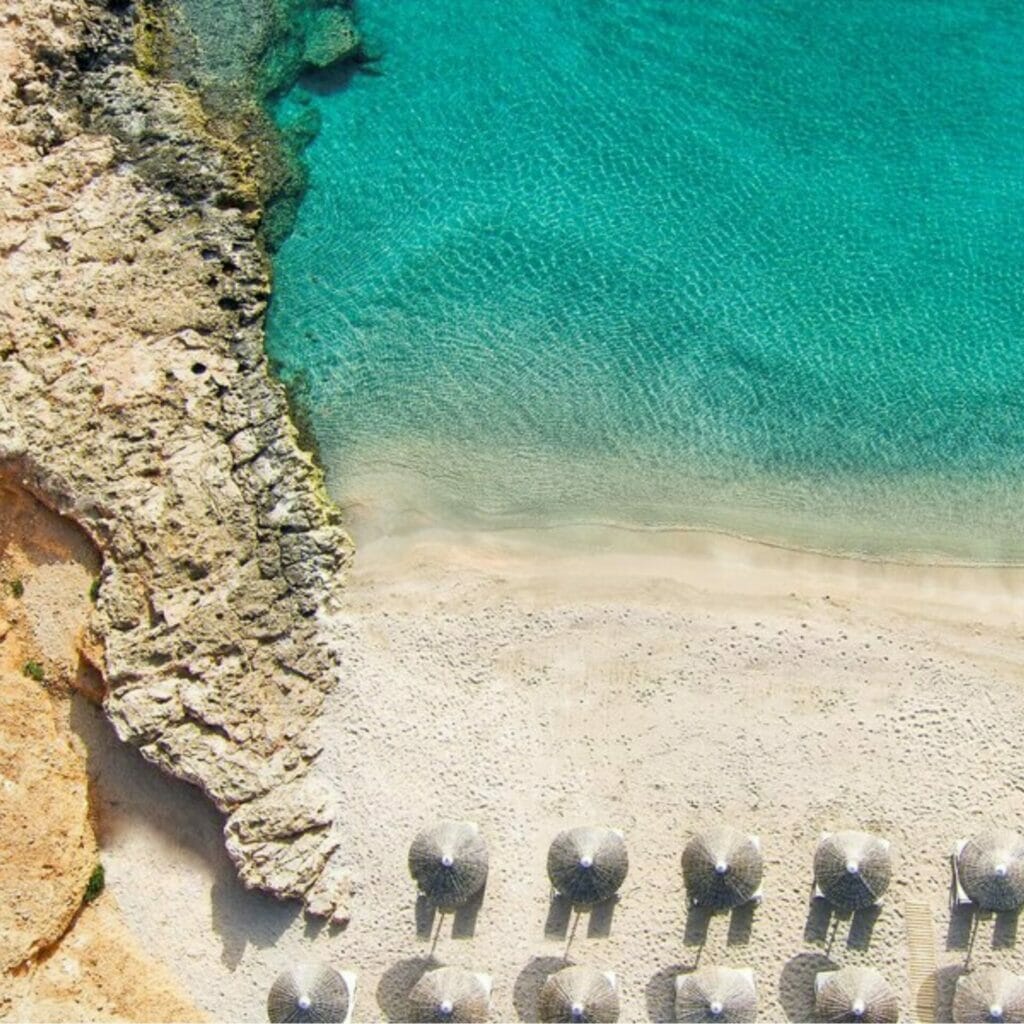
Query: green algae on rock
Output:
[[144, 0, 363, 247], [154, 0, 360, 98]]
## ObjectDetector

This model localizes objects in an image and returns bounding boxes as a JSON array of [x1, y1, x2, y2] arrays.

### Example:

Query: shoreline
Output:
[[331, 453, 1024, 569], [348, 518, 1024, 664], [346, 497, 1024, 572]]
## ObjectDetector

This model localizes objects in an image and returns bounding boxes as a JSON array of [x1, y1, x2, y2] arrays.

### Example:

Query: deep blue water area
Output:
[[263, 0, 1024, 560]]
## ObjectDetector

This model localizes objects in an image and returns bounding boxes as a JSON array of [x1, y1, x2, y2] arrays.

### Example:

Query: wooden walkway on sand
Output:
[[905, 898, 938, 1023]]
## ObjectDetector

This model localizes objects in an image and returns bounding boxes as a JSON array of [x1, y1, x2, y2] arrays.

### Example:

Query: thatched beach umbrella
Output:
[[814, 831, 892, 911], [547, 827, 629, 907], [953, 967, 1024, 1023], [267, 963, 351, 1024], [674, 967, 757, 1023], [409, 820, 489, 910], [408, 966, 492, 1023], [957, 830, 1024, 912], [682, 828, 763, 909], [814, 967, 898, 1023], [538, 965, 620, 1023]]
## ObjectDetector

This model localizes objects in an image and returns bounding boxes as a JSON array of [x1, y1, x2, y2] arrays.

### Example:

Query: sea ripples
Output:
[[266, 0, 1024, 561]]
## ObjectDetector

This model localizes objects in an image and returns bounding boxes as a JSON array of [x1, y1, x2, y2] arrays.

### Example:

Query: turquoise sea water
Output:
[[264, 1, 1024, 560]]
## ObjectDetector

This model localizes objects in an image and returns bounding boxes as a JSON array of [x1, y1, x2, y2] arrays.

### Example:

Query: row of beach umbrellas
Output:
[[408, 821, 1024, 915], [267, 961, 1024, 1022], [264, 822, 1024, 1022]]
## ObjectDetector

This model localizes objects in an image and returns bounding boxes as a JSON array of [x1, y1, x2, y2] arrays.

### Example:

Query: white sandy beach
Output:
[[82, 523, 1024, 1022]]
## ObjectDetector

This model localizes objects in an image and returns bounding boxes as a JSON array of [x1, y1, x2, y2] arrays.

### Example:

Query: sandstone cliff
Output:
[[0, 1, 355, 917], [0, 477, 204, 1020]]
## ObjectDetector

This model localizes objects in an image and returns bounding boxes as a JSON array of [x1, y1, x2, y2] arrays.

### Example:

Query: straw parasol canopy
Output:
[[409, 820, 489, 910], [267, 963, 350, 1024], [953, 967, 1024, 1023], [547, 827, 629, 907], [408, 966, 492, 1023], [674, 967, 757, 1023], [958, 830, 1024, 912], [682, 828, 763, 909], [815, 967, 898, 1023], [538, 965, 620, 1023], [814, 831, 892, 911]]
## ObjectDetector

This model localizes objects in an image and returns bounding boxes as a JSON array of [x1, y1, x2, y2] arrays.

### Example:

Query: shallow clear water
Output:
[[266, 0, 1024, 561]]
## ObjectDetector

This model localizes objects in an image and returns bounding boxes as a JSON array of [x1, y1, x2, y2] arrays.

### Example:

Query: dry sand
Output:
[[84, 522, 1024, 1022]]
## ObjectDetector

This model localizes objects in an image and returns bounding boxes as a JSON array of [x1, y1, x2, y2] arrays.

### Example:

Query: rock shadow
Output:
[[211, 870, 298, 970], [513, 956, 566, 1023], [778, 952, 836, 1023], [377, 955, 437, 1022], [299, 46, 384, 97], [71, 692, 222, 857], [70, 695, 300, 970]]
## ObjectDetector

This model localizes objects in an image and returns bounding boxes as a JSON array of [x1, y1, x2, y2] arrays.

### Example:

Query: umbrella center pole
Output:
[[430, 910, 446, 956], [564, 908, 582, 961]]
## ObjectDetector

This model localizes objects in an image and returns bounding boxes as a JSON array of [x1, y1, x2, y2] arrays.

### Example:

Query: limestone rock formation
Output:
[[0, 1, 354, 915]]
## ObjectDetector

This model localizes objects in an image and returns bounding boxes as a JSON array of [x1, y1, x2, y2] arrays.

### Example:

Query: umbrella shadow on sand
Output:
[[804, 897, 880, 955], [544, 893, 574, 938], [376, 955, 437, 1022], [513, 956, 567, 1023], [947, 903, 975, 949], [683, 904, 713, 955], [778, 952, 837, 1022], [452, 884, 485, 939], [933, 964, 967, 1024], [682, 901, 755, 966], [645, 963, 690, 1023], [544, 892, 619, 944], [415, 884, 486, 950], [993, 909, 1020, 948]]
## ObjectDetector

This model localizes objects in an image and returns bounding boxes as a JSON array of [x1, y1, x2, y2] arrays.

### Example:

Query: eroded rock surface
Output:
[[0, 1, 353, 913]]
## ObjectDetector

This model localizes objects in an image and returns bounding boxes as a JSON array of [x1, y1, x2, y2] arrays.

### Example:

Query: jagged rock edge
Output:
[[0, 0, 356, 918]]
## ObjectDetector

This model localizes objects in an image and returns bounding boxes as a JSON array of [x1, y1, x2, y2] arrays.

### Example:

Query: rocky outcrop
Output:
[[0, 2, 354, 914]]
